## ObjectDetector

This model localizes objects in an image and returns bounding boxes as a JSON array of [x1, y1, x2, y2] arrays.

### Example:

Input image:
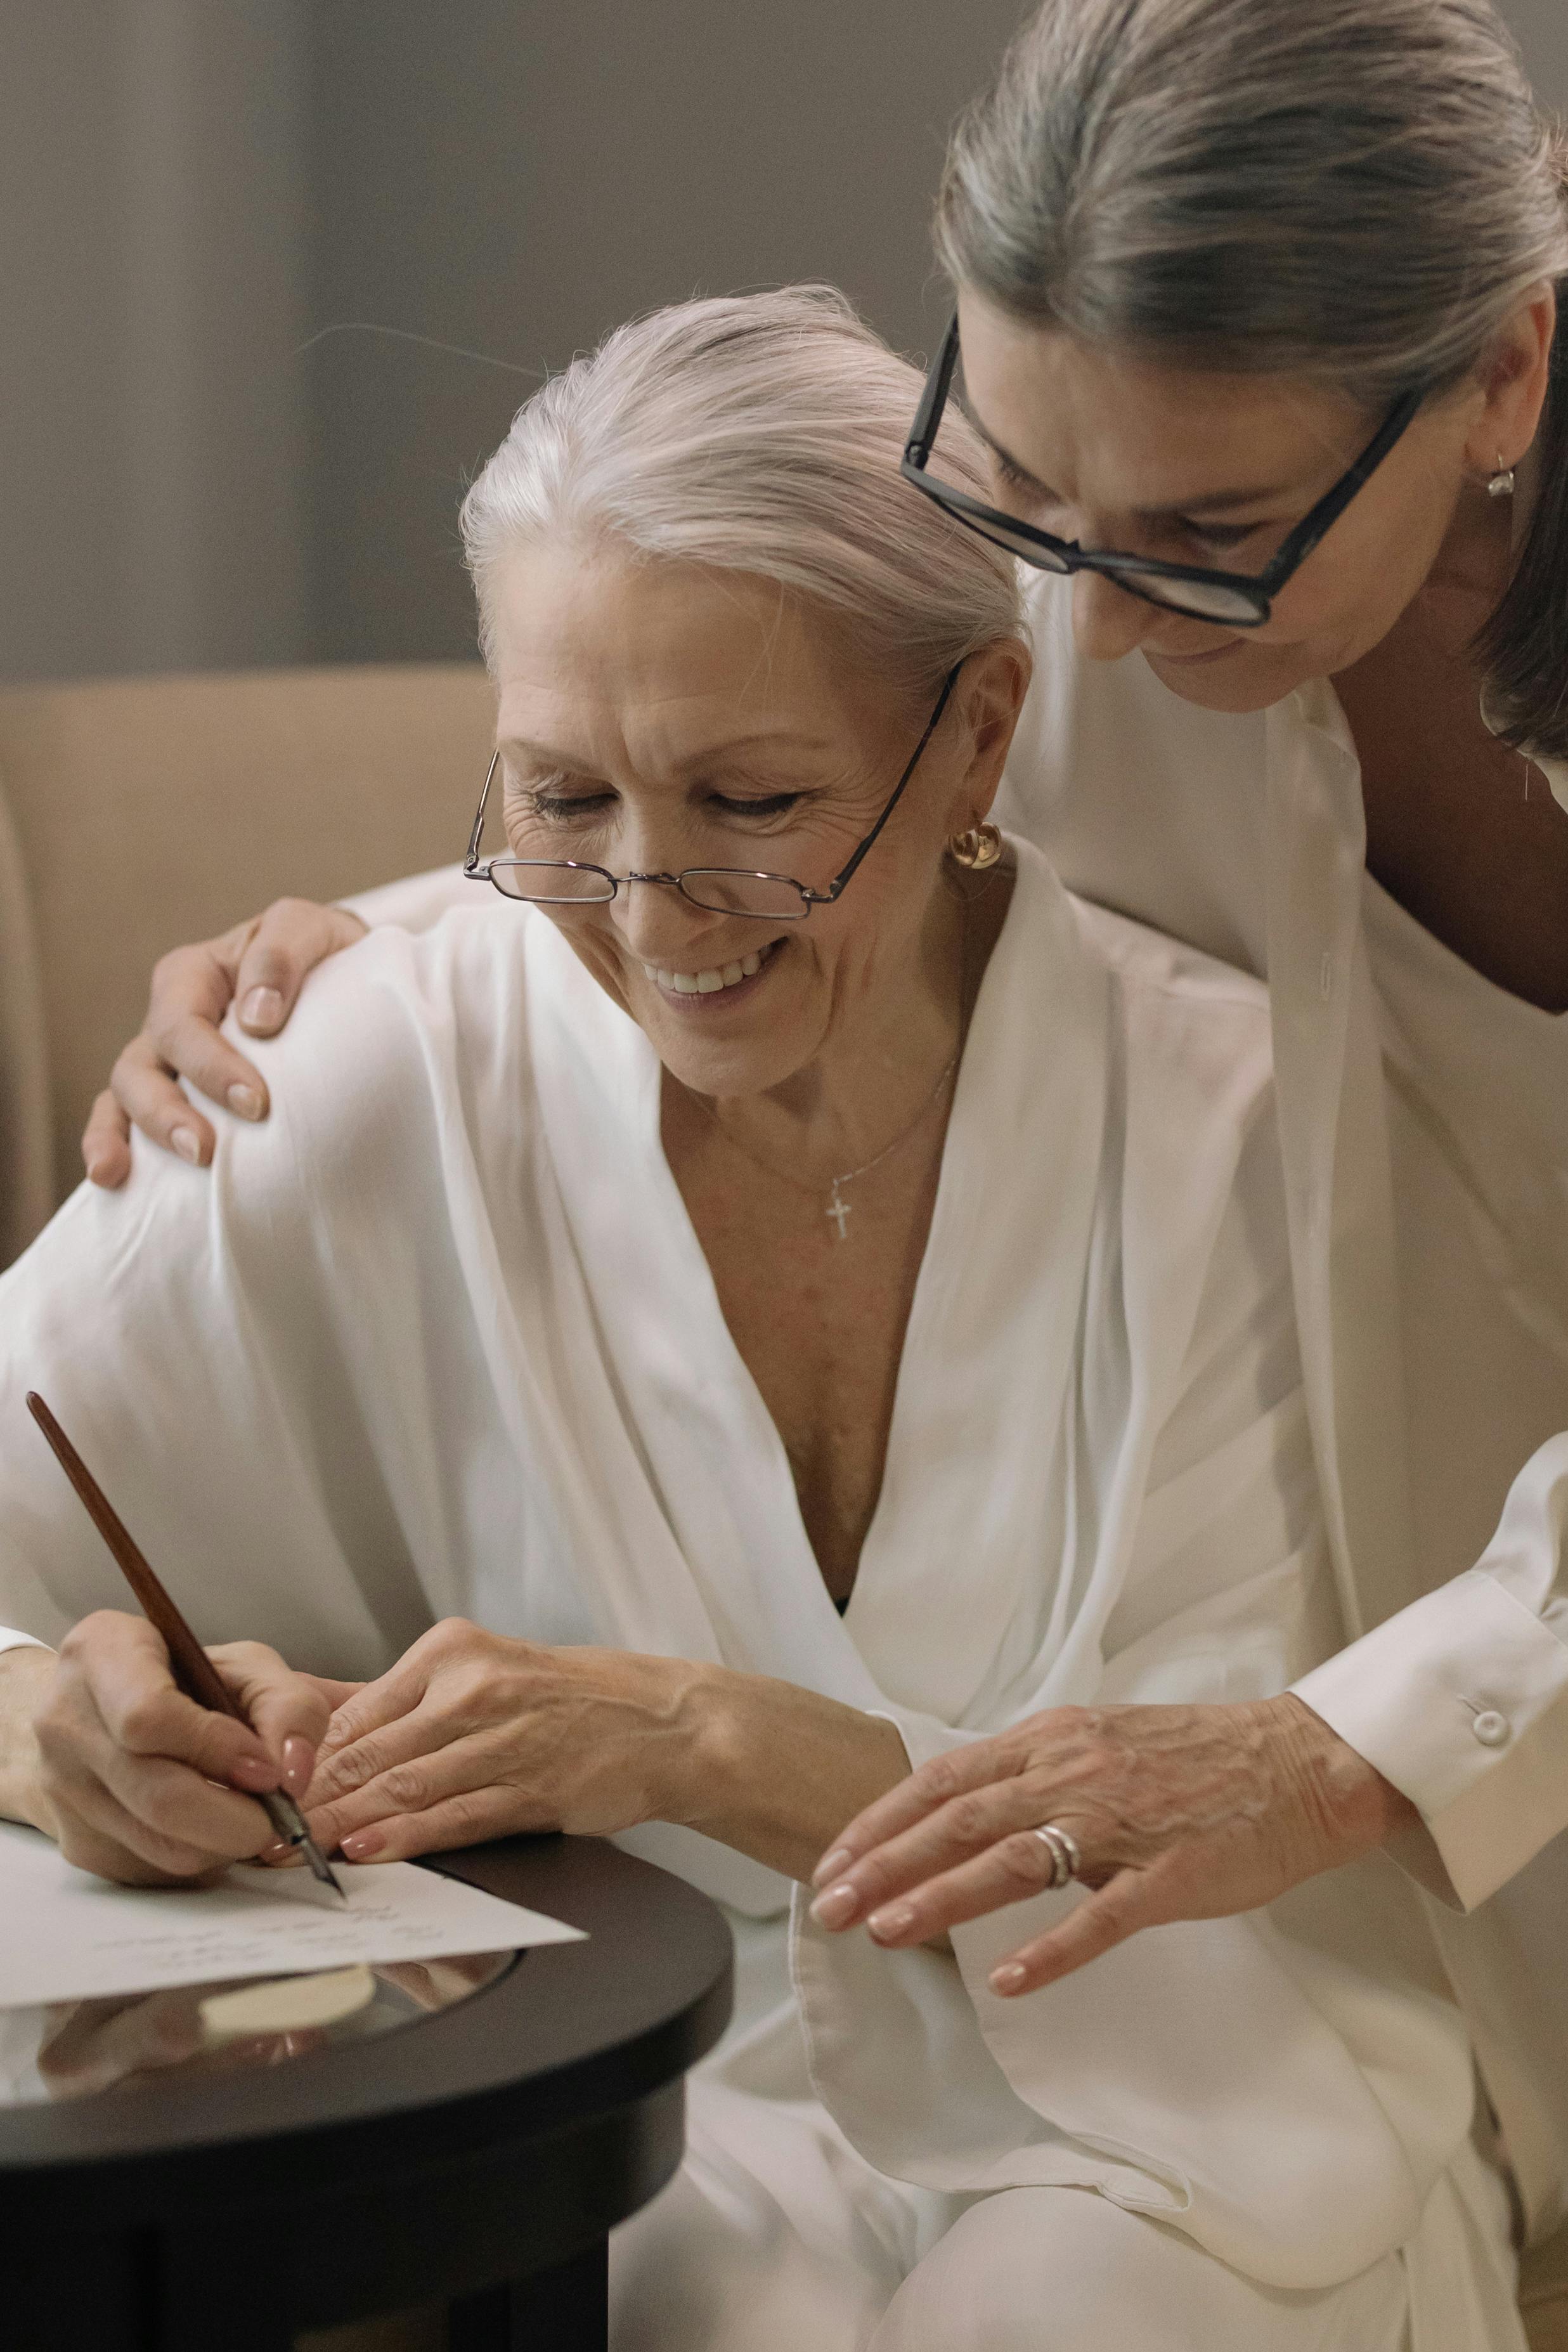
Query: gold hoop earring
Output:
[[1487, 453, 1517, 499], [947, 823, 1002, 871]]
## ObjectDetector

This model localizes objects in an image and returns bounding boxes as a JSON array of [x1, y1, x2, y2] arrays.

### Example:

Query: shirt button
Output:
[[1472, 1710, 1510, 1748]]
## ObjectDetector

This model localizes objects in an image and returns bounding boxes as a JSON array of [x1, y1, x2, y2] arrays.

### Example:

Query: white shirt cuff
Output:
[[0, 1628, 49, 1658], [1292, 1568, 1568, 1911]]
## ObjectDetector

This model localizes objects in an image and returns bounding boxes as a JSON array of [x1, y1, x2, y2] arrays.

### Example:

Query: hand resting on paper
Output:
[[302, 1616, 908, 1883], [808, 1694, 1418, 1998], [0, 1613, 355, 1886]]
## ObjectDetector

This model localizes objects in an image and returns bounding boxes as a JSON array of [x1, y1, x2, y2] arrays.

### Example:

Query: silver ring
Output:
[[1030, 1823, 1082, 1892]]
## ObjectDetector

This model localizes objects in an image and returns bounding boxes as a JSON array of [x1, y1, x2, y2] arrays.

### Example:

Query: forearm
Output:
[[673, 1665, 910, 1883], [303, 1637, 914, 1874], [0, 1646, 58, 1834]]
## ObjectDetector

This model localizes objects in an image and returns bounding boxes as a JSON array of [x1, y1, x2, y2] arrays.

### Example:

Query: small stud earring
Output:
[[1487, 453, 1516, 499], [948, 823, 1003, 871]]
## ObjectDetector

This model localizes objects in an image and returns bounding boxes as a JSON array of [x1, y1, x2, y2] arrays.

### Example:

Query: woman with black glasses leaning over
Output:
[[820, 0, 1568, 2284], [86, 0, 1568, 2330]]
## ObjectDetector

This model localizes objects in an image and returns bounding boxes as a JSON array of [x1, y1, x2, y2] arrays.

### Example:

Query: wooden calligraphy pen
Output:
[[25, 1391, 345, 1897]]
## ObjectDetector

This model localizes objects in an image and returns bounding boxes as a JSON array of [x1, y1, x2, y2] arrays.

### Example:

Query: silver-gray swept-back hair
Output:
[[937, 0, 1568, 756], [459, 287, 1021, 701]]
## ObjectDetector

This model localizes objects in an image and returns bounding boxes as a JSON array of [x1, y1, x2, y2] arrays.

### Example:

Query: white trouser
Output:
[[609, 2068, 1437, 2352], [607, 1910, 1523, 2352]]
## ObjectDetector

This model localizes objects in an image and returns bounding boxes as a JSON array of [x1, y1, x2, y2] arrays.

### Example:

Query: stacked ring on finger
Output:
[[1030, 1822, 1082, 1891]]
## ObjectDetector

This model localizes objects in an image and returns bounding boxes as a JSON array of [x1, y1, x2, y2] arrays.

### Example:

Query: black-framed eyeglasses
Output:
[[463, 664, 961, 920], [902, 315, 1425, 628]]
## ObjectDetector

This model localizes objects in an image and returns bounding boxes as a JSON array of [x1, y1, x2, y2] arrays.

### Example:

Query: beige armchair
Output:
[[0, 663, 493, 1268]]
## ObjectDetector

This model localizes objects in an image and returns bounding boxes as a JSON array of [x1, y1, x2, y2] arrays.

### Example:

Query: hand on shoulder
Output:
[[82, 899, 366, 1190]]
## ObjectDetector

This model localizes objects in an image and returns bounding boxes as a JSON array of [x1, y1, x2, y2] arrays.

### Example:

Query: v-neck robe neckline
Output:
[[522, 842, 1111, 1731]]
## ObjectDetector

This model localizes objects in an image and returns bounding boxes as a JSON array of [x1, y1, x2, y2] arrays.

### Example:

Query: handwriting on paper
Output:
[[0, 1821, 582, 2010]]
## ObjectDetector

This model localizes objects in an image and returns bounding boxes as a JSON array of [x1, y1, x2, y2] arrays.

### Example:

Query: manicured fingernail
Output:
[[86, 1158, 110, 1185], [867, 1904, 915, 1943], [231, 1753, 276, 1790], [282, 1736, 314, 1798], [227, 1083, 264, 1121], [813, 1847, 852, 1888], [810, 1881, 860, 1930], [241, 986, 283, 1032], [340, 1829, 384, 1860], [258, 1838, 294, 1865], [990, 1963, 1027, 1994], [171, 1125, 202, 1164]]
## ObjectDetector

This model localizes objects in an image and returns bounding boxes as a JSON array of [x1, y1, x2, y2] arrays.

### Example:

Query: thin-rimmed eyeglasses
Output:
[[463, 664, 961, 919], [902, 315, 1425, 628]]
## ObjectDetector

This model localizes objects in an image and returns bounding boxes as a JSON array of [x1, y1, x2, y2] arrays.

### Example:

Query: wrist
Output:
[[659, 1663, 909, 1881], [1269, 1691, 1420, 1856], [660, 1661, 746, 1833]]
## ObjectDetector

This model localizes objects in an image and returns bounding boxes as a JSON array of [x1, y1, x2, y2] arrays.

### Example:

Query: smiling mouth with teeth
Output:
[[641, 941, 777, 999]]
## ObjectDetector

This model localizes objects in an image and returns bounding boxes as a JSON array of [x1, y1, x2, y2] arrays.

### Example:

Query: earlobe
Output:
[[947, 823, 1004, 872]]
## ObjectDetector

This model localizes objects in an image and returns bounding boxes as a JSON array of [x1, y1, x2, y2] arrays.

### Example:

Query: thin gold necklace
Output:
[[685, 909, 972, 1243], [696, 1048, 961, 1241]]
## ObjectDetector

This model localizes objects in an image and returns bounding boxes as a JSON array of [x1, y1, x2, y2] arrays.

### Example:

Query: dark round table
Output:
[[0, 1835, 734, 2351]]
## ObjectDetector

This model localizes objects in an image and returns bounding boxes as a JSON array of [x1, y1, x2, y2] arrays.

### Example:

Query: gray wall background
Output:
[[4, 0, 1565, 685]]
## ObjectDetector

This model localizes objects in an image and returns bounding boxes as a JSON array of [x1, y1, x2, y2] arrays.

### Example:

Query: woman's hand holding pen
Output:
[[302, 1618, 907, 1880], [3, 1611, 345, 1886]]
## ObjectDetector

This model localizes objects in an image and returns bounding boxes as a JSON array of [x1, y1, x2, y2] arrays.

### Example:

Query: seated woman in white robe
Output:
[[0, 290, 1523, 2351]]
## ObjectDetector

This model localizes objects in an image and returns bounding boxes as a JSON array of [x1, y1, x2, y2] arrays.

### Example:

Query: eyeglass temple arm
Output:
[[465, 750, 502, 874], [1258, 387, 1425, 585], [811, 664, 962, 906], [905, 316, 962, 467]]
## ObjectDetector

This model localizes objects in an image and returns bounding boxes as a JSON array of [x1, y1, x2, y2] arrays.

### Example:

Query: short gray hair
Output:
[[936, 0, 1568, 754], [460, 286, 1021, 699]]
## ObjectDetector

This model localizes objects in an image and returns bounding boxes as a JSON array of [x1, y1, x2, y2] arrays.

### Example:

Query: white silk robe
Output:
[[0, 843, 1520, 2348]]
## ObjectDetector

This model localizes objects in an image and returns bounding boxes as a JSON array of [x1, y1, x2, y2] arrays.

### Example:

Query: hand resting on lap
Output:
[[811, 1693, 1419, 1996]]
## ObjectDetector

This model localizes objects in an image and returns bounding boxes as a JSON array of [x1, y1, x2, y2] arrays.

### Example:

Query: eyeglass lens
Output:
[[919, 352, 1270, 625], [486, 862, 810, 919], [921, 487, 1266, 622], [486, 863, 615, 905]]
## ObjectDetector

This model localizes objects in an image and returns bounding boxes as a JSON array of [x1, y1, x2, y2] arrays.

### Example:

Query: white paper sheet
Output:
[[0, 1820, 584, 2008]]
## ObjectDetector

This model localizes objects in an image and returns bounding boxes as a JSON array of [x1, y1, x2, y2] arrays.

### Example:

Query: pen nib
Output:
[[263, 1787, 349, 1900], [303, 1836, 348, 1899]]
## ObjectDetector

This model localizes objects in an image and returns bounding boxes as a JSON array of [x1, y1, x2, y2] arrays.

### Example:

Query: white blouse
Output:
[[994, 572, 1568, 2235], [1364, 871, 1568, 1588]]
